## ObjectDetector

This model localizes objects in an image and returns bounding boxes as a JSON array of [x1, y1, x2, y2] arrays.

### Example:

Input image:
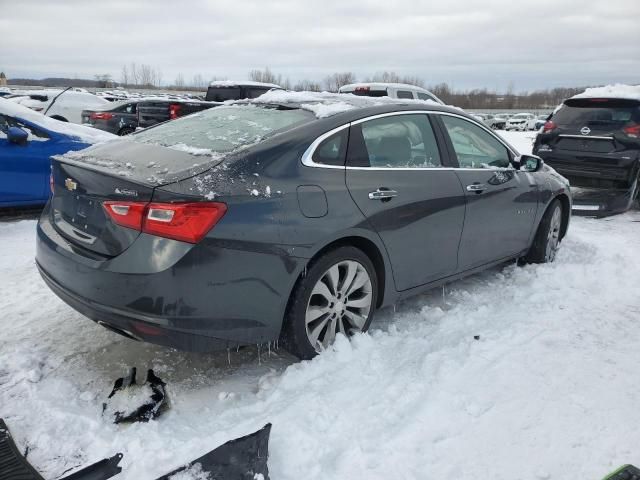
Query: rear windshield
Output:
[[206, 87, 242, 102], [553, 99, 640, 128], [134, 104, 314, 155]]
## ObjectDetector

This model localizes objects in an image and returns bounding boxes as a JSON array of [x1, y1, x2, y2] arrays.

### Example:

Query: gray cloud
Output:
[[1, 0, 639, 91]]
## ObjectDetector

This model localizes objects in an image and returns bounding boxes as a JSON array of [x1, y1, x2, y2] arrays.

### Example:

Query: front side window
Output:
[[347, 114, 442, 168], [0, 115, 49, 141], [441, 115, 510, 168], [397, 90, 414, 99], [247, 88, 270, 99], [206, 87, 242, 102]]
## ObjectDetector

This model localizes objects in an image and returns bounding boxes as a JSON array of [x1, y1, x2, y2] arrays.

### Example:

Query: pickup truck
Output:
[[136, 99, 219, 128]]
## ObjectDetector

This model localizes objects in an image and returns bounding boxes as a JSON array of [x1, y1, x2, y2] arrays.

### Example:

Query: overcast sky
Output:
[[1, 0, 639, 92]]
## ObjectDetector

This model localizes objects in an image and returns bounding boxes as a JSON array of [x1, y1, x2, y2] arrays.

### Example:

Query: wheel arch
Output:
[[553, 193, 571, 239], [49, 115, 68, 122]]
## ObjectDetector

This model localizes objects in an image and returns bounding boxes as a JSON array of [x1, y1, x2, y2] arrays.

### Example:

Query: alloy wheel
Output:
[[305, 260, 373, 351], [545, 207, 562, 262]]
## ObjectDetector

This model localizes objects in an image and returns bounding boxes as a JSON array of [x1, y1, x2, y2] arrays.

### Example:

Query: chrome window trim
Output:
[[558, 134, 614, 140], [301, 110, 519, 170]]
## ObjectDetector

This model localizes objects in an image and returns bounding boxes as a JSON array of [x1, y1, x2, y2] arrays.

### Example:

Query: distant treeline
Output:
[[8, 66, 588, 109]]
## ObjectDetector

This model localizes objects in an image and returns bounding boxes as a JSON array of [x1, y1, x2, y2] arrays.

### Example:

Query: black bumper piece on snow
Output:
[[0, 419, 122, 480], [157, 423, 272, 480]]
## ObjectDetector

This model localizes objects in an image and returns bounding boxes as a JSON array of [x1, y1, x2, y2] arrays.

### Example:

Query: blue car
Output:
[[0, 99, 113, 208]]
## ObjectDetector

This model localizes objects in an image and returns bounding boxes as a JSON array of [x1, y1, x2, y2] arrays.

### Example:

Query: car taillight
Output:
[[102, 201, 227, 243], [169, 104, 182, 119], [90, 112, 113, 120], [354, 87, 370, 92], [543, 120, 557, 133], [623, 124, 640, 138]]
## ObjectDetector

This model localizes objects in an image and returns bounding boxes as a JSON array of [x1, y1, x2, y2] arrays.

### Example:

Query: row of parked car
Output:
[[472, 112, 550, 131]]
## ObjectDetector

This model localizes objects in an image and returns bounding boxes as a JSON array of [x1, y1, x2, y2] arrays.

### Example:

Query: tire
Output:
[[282, 246, 378, 360], [118, 127, 135, 136], [525, 199, 563, 263]]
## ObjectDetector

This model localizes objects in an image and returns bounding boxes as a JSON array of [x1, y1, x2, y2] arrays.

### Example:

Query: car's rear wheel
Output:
[[525, 199, 563, 263], [282, 246, 377, 360]]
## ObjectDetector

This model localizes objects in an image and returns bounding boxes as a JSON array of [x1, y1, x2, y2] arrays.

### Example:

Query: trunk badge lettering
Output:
[[580, 126, 591, 135], [64, 178, 77, 191], [115, 187, 138, 197]]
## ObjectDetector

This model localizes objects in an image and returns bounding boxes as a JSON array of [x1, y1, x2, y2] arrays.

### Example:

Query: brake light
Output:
[[354, 86, 370, 92], [169, 103, 182, 119], [623, 124, 640, 138], [90, 112, 113, 120], [543, 120, 557, 133], [102, 201, 227, 243]]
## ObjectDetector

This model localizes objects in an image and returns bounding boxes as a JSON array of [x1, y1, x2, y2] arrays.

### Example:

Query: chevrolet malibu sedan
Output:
[[36, 94, 571, 359]]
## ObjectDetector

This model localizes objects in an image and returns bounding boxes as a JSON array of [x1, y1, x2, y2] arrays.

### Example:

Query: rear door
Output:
[[345, 112, 465, 291], [434, 113, 538, 270]]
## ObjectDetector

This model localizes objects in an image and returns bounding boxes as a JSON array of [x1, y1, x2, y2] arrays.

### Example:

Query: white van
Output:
[[339, 82, 444, 104]]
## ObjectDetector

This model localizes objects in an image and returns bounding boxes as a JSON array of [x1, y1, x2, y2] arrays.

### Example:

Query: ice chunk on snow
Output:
[[300, 101, 355, 118], [168, 463, 211, 480]]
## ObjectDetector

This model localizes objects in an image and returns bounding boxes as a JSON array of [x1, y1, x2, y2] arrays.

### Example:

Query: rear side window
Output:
[[350, 88, 388, 98], [347, 114, 442, 168], [553, 99, 640, 129], [205, 87, 242, 102], [441, 115, 510, 168], [417, 92, 435, 102], [397, 90, 414, 99], [312, 129, 348, 166], [247, 88, 270, 99]]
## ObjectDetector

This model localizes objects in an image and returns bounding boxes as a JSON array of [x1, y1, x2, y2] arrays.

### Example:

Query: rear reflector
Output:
[[103, 201, 227, 243], [543, 120, 557, 133], [90, 112, 114, 120]]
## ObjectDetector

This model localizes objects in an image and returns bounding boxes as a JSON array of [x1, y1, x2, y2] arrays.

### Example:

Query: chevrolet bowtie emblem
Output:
[[64, 178, 77, 191]]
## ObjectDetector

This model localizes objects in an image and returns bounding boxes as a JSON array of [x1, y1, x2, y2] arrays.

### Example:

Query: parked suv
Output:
[[136, 99, 219, 128], [533, 92, 640, 215], [339, 83, 444, 104], [205, 81, 282, 102]]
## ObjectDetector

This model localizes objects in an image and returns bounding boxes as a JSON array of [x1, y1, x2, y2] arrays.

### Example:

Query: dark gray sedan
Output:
[[81, 100, 139, 136], [36, 96, 571, 359]]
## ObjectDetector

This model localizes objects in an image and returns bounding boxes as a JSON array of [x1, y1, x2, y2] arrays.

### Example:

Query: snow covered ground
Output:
[[1, 131, 639, 480]]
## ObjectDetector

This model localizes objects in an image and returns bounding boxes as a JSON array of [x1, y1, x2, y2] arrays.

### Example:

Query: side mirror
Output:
[[7, 126, 28, 145], [517, 154, 544, 172]]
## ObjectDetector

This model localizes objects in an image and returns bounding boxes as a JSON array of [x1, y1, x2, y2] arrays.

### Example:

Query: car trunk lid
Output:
[[50, 140, 224, 256]]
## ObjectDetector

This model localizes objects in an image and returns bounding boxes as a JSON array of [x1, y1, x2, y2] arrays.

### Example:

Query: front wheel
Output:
[[525, 199, 563, 263], [282, 246, 378, 360]]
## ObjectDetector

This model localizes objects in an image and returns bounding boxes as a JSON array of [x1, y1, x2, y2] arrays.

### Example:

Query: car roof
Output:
[[209, 80, 282, 89], [339, 82, 432, 93]]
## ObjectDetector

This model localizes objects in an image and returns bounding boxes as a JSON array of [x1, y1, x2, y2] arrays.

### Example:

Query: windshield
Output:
[[134, 104, 315, 155]]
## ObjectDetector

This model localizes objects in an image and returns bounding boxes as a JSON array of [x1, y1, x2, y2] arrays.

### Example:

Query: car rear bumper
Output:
[[570, 186, 637, 216], [36, 206, 302, 352]]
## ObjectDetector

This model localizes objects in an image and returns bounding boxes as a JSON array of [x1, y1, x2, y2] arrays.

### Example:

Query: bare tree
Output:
[[174, 73, 185, 88], [323, 72, 356, 92], [129, 62, 139, 86], [192, 74, 206, 89], [293, 79, 322, 92], [120, 65, 129, 87]]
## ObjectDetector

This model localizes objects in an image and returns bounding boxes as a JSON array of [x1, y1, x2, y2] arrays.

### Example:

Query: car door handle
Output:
[[368, 188, 398, 200], [466, 183, 487, 193]]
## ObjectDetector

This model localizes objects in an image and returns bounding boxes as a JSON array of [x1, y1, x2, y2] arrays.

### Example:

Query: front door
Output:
[[435, 114, 539, 271], [345, 113, 466, 291], [0, 115, 51, 205]]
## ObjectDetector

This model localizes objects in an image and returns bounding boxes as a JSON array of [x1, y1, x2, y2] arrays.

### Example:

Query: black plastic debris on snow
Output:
[[102, 367, 168, 424], [0, 418, 122, 480], [156, 423, 272, 480]]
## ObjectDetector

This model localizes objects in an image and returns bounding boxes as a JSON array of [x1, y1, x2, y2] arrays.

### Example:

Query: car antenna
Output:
[[43, 86, 72, 117]]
